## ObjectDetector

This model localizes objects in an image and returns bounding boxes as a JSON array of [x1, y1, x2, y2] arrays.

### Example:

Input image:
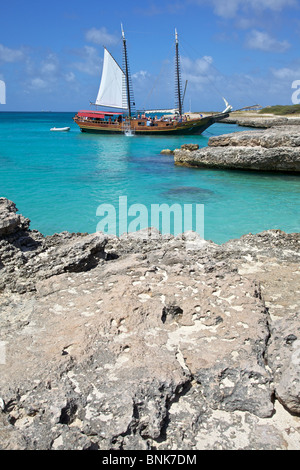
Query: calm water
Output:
[[0, 112, 299, 244]]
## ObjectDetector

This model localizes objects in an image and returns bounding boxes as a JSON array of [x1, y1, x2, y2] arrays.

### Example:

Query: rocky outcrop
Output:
[[0, 199, 107, 294], [0, 199, 299, 450], [221, 115, 300, 128], [0, 199, 30, 236], [174, 125, 300, 172], [209, 126, 300, 148]]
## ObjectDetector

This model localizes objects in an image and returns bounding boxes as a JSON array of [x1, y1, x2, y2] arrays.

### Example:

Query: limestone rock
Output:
[[267, 314, 300, 414], [174, 126, 300, 172], [180, 144, 199, 151], [208, 126, 300, 148], [0, 198, 29, 236], [0, 200, 299, 450], [0, 201, 107, 293], [221, 116, 300, 128]]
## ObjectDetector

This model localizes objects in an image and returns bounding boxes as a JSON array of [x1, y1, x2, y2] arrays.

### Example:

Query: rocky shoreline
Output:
[[220, 114, 300, 129], [174, 125, 300, 172], [0, 198, 299, 450]]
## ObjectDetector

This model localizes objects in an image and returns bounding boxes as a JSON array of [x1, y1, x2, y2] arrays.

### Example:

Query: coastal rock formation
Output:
[[0, 198, 30, 236], [221, 115, 300, 128], [160, 149, 174, 155], [0, 199, 299, 450], [174, 125, 300, 172], [0, 199, 107, 294]]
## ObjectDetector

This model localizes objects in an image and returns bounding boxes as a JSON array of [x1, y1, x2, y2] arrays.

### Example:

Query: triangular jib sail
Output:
[[95, 48, 128, 110]]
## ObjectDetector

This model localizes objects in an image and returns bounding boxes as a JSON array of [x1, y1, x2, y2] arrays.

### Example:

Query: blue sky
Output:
[[1, 0, 300, 111]]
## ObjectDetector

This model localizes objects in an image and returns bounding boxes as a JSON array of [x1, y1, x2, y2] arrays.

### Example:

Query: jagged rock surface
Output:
[[209, 126, 300, 148], [0, 199, 299, 450], [174, 125, 300, 172], [221, 116, 300, 128]]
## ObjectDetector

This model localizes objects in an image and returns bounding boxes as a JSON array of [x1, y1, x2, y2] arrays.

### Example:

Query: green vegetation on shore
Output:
[[259, 104, 300, 115]]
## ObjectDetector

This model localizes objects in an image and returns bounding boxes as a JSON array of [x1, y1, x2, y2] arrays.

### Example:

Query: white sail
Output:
[[95, 48, 128, 110]]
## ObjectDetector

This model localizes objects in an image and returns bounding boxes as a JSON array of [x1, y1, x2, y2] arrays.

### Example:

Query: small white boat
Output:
[[50, 127, 70, 132]]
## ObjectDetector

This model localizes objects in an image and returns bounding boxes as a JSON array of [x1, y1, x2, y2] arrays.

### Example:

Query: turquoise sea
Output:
[[0, 112, 299, 244]]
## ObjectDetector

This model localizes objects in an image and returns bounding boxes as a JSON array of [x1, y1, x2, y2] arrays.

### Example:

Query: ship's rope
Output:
[[141, 43, 174, 111], [179, 36, 257, 110]]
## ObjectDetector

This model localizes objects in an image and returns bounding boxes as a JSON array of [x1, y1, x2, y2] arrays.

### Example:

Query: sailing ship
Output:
[[73, 26, 232, 135]]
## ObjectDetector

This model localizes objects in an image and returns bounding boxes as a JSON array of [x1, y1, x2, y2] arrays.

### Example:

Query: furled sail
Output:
[[144, 108, 178, 114], [222, 97, 233, 114], [95, 48, 128, 110]]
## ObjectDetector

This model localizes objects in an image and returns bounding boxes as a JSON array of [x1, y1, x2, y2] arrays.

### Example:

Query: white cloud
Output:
[[211, 0, 241, 18], [40, 53, 59, 76], [0, 44, 25, 62], [72, 46, 102, 76], [245, 30, 290, 52], [272, 65, 300, 80], [181, 55, 214, 86], [190, 0, 297, 18], [235, 17, 257, 30], [41, 62, 57, 74], [85, 27, 118, 46], [132, 70, 150, 80], [64, 72, 76, 82], [245, 0, 297, 12], [25, 53, 60, 92], [132, 69, 154, 96], [25, 52, 79, 94], [29, 77, 48, 89]]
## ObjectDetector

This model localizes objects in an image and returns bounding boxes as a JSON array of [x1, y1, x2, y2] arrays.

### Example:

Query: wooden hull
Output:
[[73, 114, 229, 136]]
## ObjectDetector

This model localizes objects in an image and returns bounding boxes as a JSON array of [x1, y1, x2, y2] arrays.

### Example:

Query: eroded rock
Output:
[[174, 126, 300, 172], [0, 200, 299, 450]]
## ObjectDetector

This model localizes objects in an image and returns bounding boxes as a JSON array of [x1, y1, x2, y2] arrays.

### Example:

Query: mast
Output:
[[175, 29, 183, 116], [121, 24, 134, 118]]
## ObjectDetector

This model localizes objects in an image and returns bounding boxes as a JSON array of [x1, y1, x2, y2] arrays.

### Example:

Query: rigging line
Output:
[[142, 65, 165, 110], [142, 43, 174, 110], [179, 36, 258, 108], [179, 39, 225, 100], [126, 30, 176, 37]]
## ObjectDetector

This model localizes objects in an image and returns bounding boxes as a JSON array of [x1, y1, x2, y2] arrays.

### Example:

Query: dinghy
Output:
[[50, 127, 70, 132]]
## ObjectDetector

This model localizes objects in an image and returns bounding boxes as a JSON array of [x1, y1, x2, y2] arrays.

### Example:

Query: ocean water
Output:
[[0, 112, 299, 244]]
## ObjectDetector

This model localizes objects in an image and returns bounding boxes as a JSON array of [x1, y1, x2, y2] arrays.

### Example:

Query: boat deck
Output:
[[73, 113, 229, 135]]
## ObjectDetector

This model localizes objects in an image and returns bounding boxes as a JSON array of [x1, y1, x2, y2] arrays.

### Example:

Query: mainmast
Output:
[[121, 24, 135, 118], [175, 28, 183, 116]]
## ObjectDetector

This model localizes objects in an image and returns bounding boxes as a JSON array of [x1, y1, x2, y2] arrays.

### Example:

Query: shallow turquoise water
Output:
[[0, 112, 299, 244]]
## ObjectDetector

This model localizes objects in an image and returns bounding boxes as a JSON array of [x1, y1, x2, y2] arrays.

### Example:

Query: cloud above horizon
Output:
[[71, 46, 102, 76], [245, 30, 291, 52], [190, 0, 298, 18], [85, 27, 119, 46], [0, 44, 25, 63]]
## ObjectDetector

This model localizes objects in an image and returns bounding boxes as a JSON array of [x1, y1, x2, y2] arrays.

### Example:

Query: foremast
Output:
[[121, 24, 135, 119], [175, 29, 183, 117]]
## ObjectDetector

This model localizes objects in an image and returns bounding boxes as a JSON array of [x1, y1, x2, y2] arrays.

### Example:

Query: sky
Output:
[[1, 0, 300, 112]]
